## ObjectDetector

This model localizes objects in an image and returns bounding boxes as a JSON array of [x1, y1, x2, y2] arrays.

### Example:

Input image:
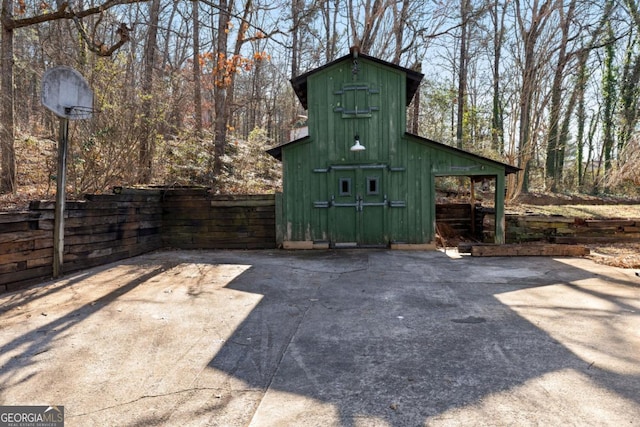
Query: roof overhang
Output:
[[266, 136, 309, 161], [405, 132, 520, 176], [291, 52, 424, 110]]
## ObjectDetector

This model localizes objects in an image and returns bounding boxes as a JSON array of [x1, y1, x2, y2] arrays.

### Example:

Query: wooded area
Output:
[[1, 0, 640, 200]]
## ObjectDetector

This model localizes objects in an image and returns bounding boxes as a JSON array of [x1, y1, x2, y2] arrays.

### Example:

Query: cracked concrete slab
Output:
[[0, 249, 639, 426]]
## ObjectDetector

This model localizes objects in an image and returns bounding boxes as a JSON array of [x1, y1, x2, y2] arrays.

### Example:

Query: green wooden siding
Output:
[[279, 54, 512, 247], [306, 61, 406, 166]]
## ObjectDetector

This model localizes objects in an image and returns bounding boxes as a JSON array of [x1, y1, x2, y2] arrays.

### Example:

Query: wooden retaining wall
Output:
[[482, 212, 640, 244], [0, 188, 276, 293], [0, 191, 164, 292], [162, 190, 276, 249]]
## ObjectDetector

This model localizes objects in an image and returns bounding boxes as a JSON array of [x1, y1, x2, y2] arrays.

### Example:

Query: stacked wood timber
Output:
[[435, 203, 478, 238], [482, 213, 640, 244], [0, 212, 52, 292], [552, 219, 640, 244], [162, 190, 276, 249], [0, 189, 163, 292], [463, 243, 590, 257]]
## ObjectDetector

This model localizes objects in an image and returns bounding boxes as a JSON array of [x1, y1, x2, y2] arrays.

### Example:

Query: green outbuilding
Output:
[[268, 48, 519, 249]]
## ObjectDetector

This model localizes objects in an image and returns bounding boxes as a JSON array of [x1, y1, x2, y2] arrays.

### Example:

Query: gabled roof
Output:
[[291, 50, 424, 110], [406, 132, 520, 175]]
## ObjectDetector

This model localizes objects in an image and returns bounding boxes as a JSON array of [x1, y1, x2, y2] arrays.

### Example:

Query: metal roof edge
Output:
[[266, 135, 311, 161]]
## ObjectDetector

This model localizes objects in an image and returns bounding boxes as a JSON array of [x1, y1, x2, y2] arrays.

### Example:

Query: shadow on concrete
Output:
[[0, 263, 172, 395], [0, 270, 94, 316], [206, 250, 640, 426], [1, 249, 637, 425]]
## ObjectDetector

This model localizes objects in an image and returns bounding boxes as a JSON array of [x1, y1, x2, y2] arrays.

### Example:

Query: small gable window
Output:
[[334, 83, 379, 118]]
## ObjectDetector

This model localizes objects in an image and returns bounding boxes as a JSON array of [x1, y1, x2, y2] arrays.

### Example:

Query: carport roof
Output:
[[406, 132, 520, 176]]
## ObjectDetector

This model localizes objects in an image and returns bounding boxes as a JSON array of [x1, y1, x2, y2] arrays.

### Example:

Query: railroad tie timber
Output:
[[461, 243, 590, 257]]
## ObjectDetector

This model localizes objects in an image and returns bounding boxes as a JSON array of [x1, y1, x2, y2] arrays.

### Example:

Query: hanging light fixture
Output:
[[350, 134, 365, 151]]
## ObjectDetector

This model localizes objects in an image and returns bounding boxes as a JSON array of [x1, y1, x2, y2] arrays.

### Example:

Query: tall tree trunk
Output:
[[601, 19, 616, 190], [456, 0, 470, 150], [0, 1, 15, 194], [619, 0, 640, 153], [490, 0, 506, 155], [518, 30, 536, 193], [212, 0, 235, 178], [160, 1, 181, 138], [545, 0, 575, 191], [322, 0, 339, 62], [211, 0, 255, 177], [193, 0, 203, 137], [139, 0, 161, 184], [224, 0, 252, 132], [567, 1, 612, 189], [515, 0, 553, 194], [617, 33, 640, 154], [545, 55, 563, 190], [249, 52, 264, 133], [291, 0, 301, 77], [585, 111, 598, 188], [576, 55, 587, 188], [391, 0, 409, 64]]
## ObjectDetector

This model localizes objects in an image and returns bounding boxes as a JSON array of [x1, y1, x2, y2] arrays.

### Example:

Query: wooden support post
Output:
[[494, 173, 505, 244], [470, 177, 476, 237]]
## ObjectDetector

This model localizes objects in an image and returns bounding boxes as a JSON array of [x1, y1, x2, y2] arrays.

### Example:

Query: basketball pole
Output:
[[53, 114, 69, 278], [41, 66, 93, 278]]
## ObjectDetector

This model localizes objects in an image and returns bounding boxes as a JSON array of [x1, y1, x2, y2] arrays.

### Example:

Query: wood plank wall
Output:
[[162, 190, 276, 249], [482, 212, 640, 244], [0, 188, 276, 293], [435, 203, 479, 239], [0, 190, 164, 292]]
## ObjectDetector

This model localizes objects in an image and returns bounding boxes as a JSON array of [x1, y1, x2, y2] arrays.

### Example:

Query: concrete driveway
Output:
[[0, 249, 639, 426]]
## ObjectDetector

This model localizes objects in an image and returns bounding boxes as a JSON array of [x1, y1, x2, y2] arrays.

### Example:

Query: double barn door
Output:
[[328, 166, 386, 247]]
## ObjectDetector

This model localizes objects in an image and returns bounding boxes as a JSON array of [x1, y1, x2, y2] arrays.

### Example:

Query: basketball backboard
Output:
[[41, 66, 94, 120]]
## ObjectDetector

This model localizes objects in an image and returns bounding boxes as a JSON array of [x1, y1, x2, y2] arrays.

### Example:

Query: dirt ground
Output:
[[586, 243, 640, 269]]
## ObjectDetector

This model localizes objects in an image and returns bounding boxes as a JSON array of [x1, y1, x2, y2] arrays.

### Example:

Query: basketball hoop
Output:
[[41, 66, 94, 278], [41, 66, 94, 120]]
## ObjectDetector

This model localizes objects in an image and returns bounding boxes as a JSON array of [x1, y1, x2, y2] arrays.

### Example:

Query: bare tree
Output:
[[455, 0, 471, 150], [0, 0, 15, 193], [290, 0, 303, 77], [514, 0, 556, 194], [600, 16, 616, 184], [0, 0, 136, 193], [138, 0, 160, 184], [489, 0, 508, 155], [193, 1, 203, 137], [544, 0, 577, 191], [617, 0, 640, 156], [321, 0, 341, 62]]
